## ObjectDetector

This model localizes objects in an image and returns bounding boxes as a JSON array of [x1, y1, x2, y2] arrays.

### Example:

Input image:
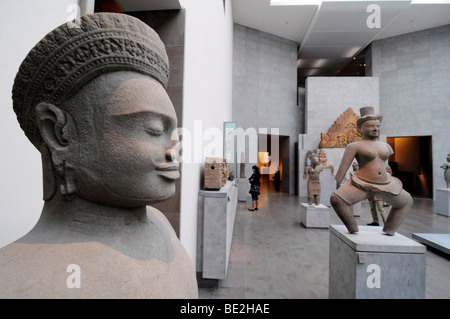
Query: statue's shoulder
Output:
[[146, 206, 176, 235], [345, 140, 362, 151]]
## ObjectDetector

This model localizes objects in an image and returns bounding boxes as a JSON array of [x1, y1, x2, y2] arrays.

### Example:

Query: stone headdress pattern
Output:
[[12, 13, 169, 150]]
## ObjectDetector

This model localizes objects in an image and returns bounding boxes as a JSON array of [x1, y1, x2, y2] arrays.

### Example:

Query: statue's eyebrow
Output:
[[111, 110, 177, 127]]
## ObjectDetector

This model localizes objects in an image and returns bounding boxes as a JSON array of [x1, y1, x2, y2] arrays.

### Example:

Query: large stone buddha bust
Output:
[[0, 13, 197, 298]]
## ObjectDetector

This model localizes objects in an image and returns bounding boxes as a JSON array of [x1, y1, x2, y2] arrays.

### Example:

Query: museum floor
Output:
[[198, 181, 450, 299]]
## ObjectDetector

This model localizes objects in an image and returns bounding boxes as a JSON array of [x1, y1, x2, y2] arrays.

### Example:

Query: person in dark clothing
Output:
[[248, 165, 261, 211]]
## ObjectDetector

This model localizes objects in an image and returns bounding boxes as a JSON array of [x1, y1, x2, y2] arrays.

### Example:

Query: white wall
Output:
[[178, 0, 234, 266], [0, 0, 85, 248]]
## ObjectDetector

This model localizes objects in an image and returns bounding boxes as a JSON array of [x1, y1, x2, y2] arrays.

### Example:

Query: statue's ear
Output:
[[36, 102, 72, 151], [36, 102, 78, 199]]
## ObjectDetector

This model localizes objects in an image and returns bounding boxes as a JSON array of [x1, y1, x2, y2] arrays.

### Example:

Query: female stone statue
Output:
[[330, 107, 413, 235], [440, 154, 450, 188], [0, 13, 197, 298]]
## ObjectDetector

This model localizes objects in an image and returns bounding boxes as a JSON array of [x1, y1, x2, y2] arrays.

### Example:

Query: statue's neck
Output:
[[16, 192, 175, 262], [23, 191, 149, 242], [362, 136, 378, 141]]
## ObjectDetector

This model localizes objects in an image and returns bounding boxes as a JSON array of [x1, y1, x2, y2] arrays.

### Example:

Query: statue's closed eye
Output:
[[144, 118, 165, 136]]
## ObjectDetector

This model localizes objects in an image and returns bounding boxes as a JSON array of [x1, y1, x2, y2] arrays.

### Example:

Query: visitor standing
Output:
[[249, 165, 261, 211]]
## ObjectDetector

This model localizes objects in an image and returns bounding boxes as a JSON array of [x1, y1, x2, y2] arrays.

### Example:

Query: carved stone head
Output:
[[12, 13, 179, 207], [356, 106, 383, 129], [318, 149, 327, 166]]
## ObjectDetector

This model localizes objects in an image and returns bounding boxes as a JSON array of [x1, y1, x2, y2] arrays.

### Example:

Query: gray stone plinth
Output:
[[413, 233, 450, 256], [299, 203, 329, 228], [329, 225, 426, 299], [238, 178, 249, 202], [197, 182, 238, 280], [435, 188, 450, 216], [351, 201, 362, 217], [319, 168, 336, 206], [246, 195, 253, 209]]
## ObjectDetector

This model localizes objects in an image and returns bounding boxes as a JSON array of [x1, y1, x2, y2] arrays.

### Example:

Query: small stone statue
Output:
[[330, 107, 413, 236], [303, 150, 323, 206], [318, 149, 334, 175], [440, 154, 450, 188], [0, 13, 197, 298]]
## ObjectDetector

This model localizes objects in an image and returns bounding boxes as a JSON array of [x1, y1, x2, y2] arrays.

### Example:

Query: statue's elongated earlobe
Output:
[[36, 102, 77, 199], [40, 143, 56, 201]]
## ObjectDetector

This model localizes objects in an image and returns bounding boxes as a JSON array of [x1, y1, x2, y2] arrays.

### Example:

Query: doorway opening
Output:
[[258, 134, 290, 193], [386, 136, 433, 198]]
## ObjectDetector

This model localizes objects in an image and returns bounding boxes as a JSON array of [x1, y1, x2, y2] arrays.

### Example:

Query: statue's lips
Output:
[[156, 164, 180, 180]]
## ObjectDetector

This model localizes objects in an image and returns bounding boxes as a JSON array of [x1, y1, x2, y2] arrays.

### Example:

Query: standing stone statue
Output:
[[330, 107, 413, 236], [0, 13, 198, 298], [303, 150, 323, 206], [440, 154, 450, 188], [318, 149, 334, 174]]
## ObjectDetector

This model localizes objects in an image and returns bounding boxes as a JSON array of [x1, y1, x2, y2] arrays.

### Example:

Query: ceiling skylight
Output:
[[411, 0, 450, 3], [270, 0, 321, 6]]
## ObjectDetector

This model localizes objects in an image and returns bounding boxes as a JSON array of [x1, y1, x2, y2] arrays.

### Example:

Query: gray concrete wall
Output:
[[232, 24, 301, 194], [368, 24, 450, 197]]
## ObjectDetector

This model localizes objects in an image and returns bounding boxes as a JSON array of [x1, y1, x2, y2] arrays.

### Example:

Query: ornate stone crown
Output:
[[12, 12, 169, 149]]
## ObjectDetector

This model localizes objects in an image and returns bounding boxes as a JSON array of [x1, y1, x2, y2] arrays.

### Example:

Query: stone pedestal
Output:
[[319, 168, 336, 206], [329, 225, 426, 299], [436, 188, 450, 216], [246, 195, 253, 209], [413, 233, 450, 256], [197, 182, 238, 283], [238, 178, 249, 202], [299, 203, 329, 228], [351, 201, 362, 217]]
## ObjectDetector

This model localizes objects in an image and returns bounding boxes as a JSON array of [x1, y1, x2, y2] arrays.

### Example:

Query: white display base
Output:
[[412, 233, 450, 256], [435, 188, 450, 216], [329, 225, 426, 299], [299, 203, 329, 228], [246, 195, 253, 209], [351, 201, 362, 217], [238, 178, 249, 202], [197, 182, 238, 280]]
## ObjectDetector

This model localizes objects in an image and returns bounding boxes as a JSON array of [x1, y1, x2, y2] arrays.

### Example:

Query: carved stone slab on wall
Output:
[[319, 107, 362, 148]]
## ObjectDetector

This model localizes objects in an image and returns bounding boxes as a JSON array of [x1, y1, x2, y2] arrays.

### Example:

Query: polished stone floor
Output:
[[198, 181, 450, 299]]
